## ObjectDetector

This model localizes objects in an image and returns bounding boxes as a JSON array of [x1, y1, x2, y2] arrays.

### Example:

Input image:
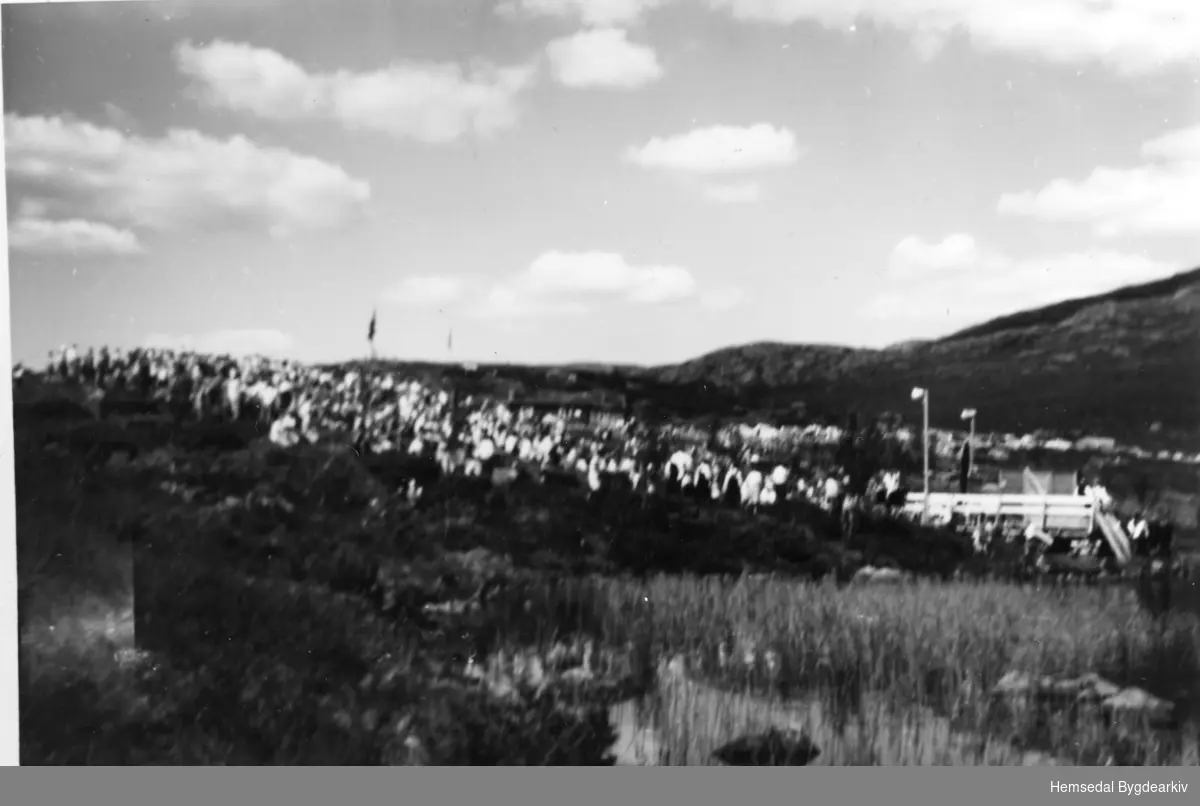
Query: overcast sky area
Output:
[[4, 0, 1199, 366]]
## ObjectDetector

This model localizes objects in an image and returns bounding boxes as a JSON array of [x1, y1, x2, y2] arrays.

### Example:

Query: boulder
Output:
[[990, 670, 1176, 727], [852, 565, 908, 584], [712, 727, 821, 766]]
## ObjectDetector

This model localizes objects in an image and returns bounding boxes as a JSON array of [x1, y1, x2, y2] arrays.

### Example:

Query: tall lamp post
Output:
[[911, 387, 930, 523], [960, 408, 978, 480]]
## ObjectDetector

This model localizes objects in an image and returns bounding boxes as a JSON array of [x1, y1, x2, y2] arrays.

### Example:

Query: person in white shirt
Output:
[[841, 487, 860, 539], [668, 449, 694, 477], [823, 476, 841, 510], [1128, 512, 1150, 553], [971, 523, 987, 554], [722, 465, 743, 507], [225, 369, 242, 422], [587, 455, 603, 496], [476, 435, 496, 462], [741, 466, 764, 510], [269, 414, 301, 447]]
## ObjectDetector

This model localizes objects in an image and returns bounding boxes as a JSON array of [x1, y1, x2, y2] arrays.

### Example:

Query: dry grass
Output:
[[513, 575, 1200, 765]]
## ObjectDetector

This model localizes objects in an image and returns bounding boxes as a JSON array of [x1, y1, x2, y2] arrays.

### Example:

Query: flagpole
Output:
[[367, 308, 378, 362]]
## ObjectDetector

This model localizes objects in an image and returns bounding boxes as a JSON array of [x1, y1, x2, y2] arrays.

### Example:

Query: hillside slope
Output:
[[648, 267, 1200, 447]]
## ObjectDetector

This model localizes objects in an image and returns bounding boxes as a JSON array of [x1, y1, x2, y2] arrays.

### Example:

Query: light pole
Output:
[[960, 408, 977, 480], [912, 387, 930, 523]]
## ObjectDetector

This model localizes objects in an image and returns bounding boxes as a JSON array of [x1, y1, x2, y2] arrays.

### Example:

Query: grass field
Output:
[[14, 391, 1200, 765]]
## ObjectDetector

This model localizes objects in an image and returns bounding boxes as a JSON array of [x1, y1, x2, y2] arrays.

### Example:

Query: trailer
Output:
[[903, 492, 1135, 568]]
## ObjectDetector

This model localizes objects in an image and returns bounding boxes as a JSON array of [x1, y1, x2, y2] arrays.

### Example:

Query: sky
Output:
[[3, 0, 1199, 367]]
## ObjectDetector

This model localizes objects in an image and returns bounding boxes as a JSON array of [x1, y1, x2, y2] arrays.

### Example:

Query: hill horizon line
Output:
[[358, 263, 1200, 371]]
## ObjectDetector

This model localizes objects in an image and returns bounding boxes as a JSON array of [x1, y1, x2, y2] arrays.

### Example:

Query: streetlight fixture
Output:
[[912, 387, 930, 523], [960, 408, 978, 479]]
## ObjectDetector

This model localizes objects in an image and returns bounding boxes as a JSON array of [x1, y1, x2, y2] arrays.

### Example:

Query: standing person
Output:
[[96, 347, 111, 389], [225, 368, 243, 422], [192, 365, 212, 421], [169, 363, 194, 423], [80, 348, 96, 386], [771, 463, 790, 494], [841, 485, 860, 541], [135, 354, 153, 399], [741, 464, 764, 512], [1128, 511, 1150, 557], [823, 474, 841, 513], [694, 459, 714, 505], [65, 343, 80, 380]]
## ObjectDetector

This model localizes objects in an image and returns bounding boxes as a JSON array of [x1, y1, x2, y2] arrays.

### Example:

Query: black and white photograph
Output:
[[3, 0, 1199, 767]]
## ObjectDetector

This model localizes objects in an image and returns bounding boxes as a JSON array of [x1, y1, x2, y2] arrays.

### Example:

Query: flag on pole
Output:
[[367, 309, 377, 343], [447, 327, 453, 354]]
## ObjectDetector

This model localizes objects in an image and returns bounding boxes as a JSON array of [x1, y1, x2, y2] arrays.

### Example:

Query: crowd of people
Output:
[[22, 343, 1169, 561], [26, 344, 914, 532]]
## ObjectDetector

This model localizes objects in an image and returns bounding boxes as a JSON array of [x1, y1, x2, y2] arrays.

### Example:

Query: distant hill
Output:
[[330, 267, 1199, 449], [645, 267, 1200, 448]]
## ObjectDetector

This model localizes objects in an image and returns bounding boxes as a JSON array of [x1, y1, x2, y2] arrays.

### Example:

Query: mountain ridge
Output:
[[339, 266, 1199, 448], [639, 265, 1200, 447]]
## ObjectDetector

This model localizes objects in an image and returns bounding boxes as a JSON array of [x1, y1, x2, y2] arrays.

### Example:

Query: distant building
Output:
[[1074, 436, 1116, 453], [1044, 438, 1073, 452]]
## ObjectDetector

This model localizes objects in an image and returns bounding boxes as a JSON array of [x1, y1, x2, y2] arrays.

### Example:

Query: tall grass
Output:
[[498, 576, 1200, 765]]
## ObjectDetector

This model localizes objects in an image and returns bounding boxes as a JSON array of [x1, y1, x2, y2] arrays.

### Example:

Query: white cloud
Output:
[[887, 233, 996, 278], [997, 122, 1200, 238], [473, 250, 697, 318], [545, 28, 663, 89], [144, 328, 295, 357], [708, 0, 1200, 75], [383, 275, 467, 307], [625, 124, 800, 174], [8, 217, 145, 257], [472, 285, 591, 320], [4, 113, 370, 237], [699, 286, 748, 310], [498, 0, 670, 27], [702, 181, 763, 203], [863, 234, 1179, 328], [175, 40, 536, 143]]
